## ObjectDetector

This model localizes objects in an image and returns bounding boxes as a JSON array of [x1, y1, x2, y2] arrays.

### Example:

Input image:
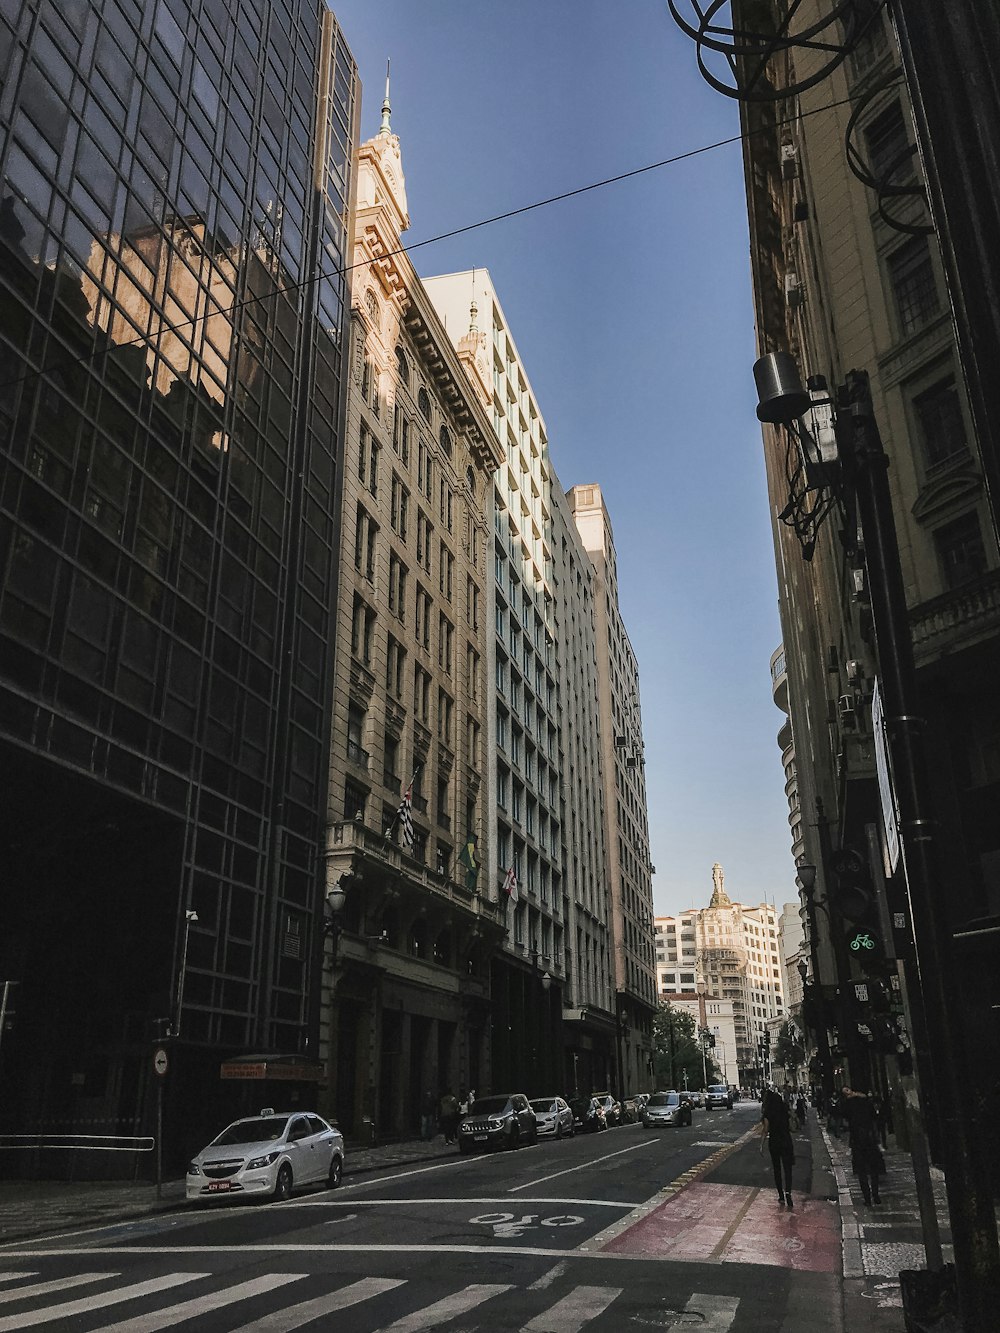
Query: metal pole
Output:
[[842, 371, 1000, 1326], [156, 1078, 163, 1203]]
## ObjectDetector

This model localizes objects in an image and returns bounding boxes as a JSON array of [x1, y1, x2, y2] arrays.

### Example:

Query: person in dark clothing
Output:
[[842, 1086, 885, 1206], [796, 1092, 808, 1125], [760, 1088, 796, 1207]]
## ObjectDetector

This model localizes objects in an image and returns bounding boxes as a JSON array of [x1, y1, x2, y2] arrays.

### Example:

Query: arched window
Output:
[[439, 425, 452, 456], [417, 386, 431, 422], [466, 465, 477, 495], [365, 289, 380, 329], [395, 346, 409, 384]]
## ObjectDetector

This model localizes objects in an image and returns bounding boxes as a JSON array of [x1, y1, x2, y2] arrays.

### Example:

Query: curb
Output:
[[821, 1123, 865, 1280]]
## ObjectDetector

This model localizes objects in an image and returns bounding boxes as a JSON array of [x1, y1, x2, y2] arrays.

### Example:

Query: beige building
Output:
[[321, 95, 504, 1136], [425, 270, 617, 1098], [569, 485, 656, 1096], [655, 865, 786, 1082], [736, 0, 1000, 1109]]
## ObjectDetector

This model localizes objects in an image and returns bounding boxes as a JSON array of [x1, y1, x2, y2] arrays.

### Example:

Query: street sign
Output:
[[153, 1047, 169, 1078]]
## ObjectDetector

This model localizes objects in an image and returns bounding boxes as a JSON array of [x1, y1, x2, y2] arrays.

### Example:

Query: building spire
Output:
[[379, 59, 392, 136]]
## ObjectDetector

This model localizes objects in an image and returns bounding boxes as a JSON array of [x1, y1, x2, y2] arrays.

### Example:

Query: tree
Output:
[[772, 1019, 805, 1085], [652, 1002, 721, 1090]]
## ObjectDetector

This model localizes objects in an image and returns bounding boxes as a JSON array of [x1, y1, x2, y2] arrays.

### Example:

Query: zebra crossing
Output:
[[0, 1265, 743, 1332]]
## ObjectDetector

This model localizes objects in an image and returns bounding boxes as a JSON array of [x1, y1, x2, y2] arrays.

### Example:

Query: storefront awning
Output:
[[219, 1056, 324, 1082]]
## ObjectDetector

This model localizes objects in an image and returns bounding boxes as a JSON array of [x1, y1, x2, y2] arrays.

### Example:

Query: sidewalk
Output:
[[0, 1133, 458, 1246], [820, 1118, 956, 1331]]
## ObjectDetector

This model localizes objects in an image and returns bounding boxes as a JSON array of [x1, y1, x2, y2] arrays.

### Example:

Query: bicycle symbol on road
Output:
[[470, 1211, 585, 1238]]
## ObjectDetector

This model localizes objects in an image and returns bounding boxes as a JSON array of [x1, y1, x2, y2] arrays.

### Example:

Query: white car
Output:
[[529, 1096, 575, 1138], [186, 1110, 344, 1203]]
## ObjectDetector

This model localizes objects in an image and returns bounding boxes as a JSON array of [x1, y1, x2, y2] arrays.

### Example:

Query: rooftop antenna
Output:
[[379, 59, 392, 136]]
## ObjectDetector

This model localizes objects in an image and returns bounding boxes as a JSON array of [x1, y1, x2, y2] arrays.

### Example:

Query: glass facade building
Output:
[[0, 0, 358, 1170]]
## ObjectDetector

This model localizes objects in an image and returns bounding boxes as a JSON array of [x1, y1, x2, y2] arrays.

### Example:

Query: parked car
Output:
[[684, 1088, 704, 1109], [458, 1092, 537, 1153], [592, 1091, 623, 1126], [569, 1096, 607, 1133], [530, 1096, 575, 1138], [621, 1097, 640, 1124], [186, 1109, 344, 1203], [705, 1083, 734, 1109], [641, 1091, 693, 1129]]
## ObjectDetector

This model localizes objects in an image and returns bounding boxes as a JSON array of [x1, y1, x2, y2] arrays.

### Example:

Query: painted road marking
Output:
[[521, 1284, 622, 1332], [375, 1282, 511, 1332], [291, 1196, 627, 1209], [323, 1212, 357, 1225], [93, 1272, 304, 1332], [470, 1212, 585, 1238], [0, 1273, 206, 1331], [509, 1140, 659, 1192], [709, 1188, 759, 1259], [529, 1260, 569, 1290], [684, 1292, 740, 1331], [229, 1277, 406, 1332], [0, 1275, 39, 1287], [0, 1272, 115, 1302]]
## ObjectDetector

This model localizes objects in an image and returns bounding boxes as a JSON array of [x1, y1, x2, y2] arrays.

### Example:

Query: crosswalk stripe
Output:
[[93, 1271, 305, 1332], [0, 1273, 116, 1303], [229, 1277, 407, 1332], [522, 1284, 622, 1332], [376, 1282, 511, 1332], [0, 1273, 206, 1331], [685, 1292, 741, 1332]]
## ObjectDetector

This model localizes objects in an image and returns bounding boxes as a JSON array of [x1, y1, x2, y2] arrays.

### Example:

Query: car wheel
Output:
[[508, 1123, 520, 1150], [327, 1155, 342, 1189], [272, 1164, 293, 1203], [556, 1121, 563, 1140]]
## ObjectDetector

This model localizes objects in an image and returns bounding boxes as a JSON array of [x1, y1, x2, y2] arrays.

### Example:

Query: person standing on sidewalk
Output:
[[760, 1087, 796, 1207], [420, 1089, 437, 1141], [439, 1088, 459, 1144], [842, 1085, 885, 1207]]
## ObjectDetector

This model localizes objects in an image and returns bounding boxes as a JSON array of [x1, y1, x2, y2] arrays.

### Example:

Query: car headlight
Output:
[[246, 1150, 281, 1170], [187, 1162, 202, 1175], [488, 1119, 502, 1130], [460, 1121, 472, 1133]]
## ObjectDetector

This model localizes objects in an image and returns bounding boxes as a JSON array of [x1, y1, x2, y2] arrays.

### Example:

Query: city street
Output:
[[0, 1104, 852, 1332]]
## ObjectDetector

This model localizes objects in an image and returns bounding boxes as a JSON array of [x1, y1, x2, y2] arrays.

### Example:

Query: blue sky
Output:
[[332, 0, 795, 917]]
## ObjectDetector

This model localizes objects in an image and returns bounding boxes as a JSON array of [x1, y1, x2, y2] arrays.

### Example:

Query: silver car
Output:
[[530, 1096, 575, 1138], [186, 1110, 344, 1203], [641, 1091, 693, 1129]]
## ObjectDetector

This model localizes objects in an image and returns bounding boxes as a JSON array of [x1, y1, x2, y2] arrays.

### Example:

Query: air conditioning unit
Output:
[[839, 694, 856, 723], [781, 143, 799, 180], [614, 735, 628, 747], [784, 272, 803, 308], [852, 568, 867, 597], [845, 659, 863, 684], [625, 756, 638, 769]]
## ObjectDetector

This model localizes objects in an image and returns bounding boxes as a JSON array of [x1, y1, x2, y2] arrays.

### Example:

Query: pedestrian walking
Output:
[[796, 1092, 808, 1125], [826, 1089, 844, 1137], [759, 1087, 796, 1207], [842, 1085, 886, 1207], [439, 1088, 459, 1144]]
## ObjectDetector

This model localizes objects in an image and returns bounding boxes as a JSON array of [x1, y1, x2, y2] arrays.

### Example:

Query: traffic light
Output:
[[828, 846, 886, 973]]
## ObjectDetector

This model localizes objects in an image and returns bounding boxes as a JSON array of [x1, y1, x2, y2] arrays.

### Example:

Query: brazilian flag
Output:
[[458, 838, 479, 892]]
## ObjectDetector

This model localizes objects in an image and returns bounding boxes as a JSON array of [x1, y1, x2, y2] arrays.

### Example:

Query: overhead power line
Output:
[[0, 86, 893, 395]]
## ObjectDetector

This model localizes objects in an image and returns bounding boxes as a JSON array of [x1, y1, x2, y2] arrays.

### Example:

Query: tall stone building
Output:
[[655, 866, 785, 1083], [568, 485, 657, 1095], [320, 99, 503, 1136], [426, 269, 605, 1097], [733, 0, 1000, 1136], [0, 0, 357, 1169]]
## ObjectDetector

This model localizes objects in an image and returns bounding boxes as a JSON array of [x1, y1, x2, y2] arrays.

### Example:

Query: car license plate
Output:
[[206, 1181, 232, 1192], [474, 1134, 488, 1142]]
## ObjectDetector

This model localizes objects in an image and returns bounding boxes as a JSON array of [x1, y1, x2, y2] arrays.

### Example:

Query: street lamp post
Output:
[[171, 909, 198, 1039], [696, 977, 709, 1090]]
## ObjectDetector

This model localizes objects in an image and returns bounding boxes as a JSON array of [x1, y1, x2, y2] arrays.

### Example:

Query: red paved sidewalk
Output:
[[602, 1179, 841, 1271]]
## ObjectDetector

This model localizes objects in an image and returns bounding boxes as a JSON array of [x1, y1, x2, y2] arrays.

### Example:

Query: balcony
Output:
[[346, 739, 370, 771], [910, 568, 1000, 667]]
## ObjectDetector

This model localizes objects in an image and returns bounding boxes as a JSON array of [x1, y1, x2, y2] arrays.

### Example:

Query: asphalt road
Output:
[[0, 1103, 847, 1332]]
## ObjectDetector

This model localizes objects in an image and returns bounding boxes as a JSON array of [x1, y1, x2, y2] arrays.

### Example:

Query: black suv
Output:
[[457, 1093, 537, 1153], [705, 1084, 733, 1109]]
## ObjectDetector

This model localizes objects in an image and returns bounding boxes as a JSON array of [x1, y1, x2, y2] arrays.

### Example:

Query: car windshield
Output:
[[470, 1096, 510, 1116], [648, 1093, 680, 1107], [211, 1116, 288, 1146], [709, 1086, 727, 1094], [530, 1099, 557, 1112]]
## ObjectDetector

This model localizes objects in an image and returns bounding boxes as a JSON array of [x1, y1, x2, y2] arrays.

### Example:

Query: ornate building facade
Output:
[[320, 97, 503, 1138]]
